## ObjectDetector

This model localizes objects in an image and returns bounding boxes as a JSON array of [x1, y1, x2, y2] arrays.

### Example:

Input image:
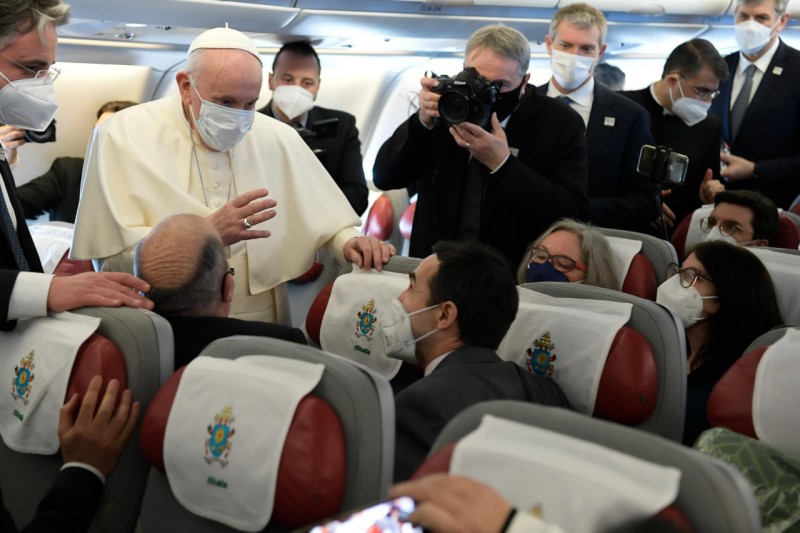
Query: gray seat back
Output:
[[744, 325, 800, 354], [597, 227, 678, 285], [0, 307, 173, 533], [528, 282, 687, 441], [431, 401, 761, 533], [138, 336, 394, 532]]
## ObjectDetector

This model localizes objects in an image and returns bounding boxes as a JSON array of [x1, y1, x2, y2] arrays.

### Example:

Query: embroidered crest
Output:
[[355, 299, 378, 340], [526, 332, 557, 378], [205, 404, 235, 467], [11, 351, 35, 405]]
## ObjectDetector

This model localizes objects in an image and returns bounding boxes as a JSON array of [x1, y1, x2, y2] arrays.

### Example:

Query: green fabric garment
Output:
[[695, 427, 800, 533]]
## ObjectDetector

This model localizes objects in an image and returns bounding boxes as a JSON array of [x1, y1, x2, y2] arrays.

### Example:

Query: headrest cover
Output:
[[188, 27, 262, 65]]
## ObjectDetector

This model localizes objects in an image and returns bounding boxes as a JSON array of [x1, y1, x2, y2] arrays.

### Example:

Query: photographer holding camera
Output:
[[373, 24, 588, 270]]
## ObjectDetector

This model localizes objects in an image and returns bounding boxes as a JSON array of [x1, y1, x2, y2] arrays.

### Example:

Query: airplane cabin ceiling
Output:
[[62, 0, 800, 56]]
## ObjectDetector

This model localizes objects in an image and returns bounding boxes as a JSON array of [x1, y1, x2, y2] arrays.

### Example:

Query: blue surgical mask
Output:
[[525, 261, 569, 283]]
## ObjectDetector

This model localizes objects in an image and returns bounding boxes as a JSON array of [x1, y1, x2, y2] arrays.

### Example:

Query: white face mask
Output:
[[669, 77, 711, 127], [550, 49, 596, 91], [0, 72, 58, 131], [656, 274, 718, 329], [735, 20, 776, 56], [380, 297, 439, 363], [703, 225, 739, 245], [189, 77, 254, 152], [272, 85, 315, 121]]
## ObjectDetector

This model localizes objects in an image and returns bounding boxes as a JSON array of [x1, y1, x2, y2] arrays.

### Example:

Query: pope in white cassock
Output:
[[72, 27, 394, 323]]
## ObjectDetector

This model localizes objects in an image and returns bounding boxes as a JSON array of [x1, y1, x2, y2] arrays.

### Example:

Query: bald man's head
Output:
[[134, 214, 232, 317]]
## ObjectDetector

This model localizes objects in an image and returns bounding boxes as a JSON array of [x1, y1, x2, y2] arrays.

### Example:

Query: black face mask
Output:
[[492, 80, 524, 122]]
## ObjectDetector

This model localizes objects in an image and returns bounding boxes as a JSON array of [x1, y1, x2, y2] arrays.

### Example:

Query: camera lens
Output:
[[438, 91, 470, 124]]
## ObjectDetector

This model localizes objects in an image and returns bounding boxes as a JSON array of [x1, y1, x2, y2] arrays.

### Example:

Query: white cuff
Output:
[[8, 271, 53, 320], [61, 462, 106, 484], [490, 152, 512, 175]]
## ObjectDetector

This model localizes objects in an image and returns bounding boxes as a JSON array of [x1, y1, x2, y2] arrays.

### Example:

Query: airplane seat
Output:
[[671, 210, 800, 259], [791, 194, 800, 216], [747, 247, 800, 326], [670, 213, 692, 261], [776, 211, 800, 249], [619, 253, 659, 300], [139, 364, 347, 531], [137, 336, 394, 532], [399, 201, 416, 256], [0, 307, 174, 532], [364, 193, 394, 241], [412, 401, 760, 533], [597, 227, 679, 287], [527, 282, 686, 442], [706, 326, 800, 454]]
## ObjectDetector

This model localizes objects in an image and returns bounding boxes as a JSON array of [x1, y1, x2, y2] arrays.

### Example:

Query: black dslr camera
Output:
[[23, 119, 57, 143], [431, 67, 499, 130]]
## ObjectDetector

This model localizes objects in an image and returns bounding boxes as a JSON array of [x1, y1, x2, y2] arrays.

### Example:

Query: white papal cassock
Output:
[[72, 94, 361, 323]]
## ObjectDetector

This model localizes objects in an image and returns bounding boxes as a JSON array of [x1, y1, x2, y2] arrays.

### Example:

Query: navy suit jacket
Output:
[[1, 156, 44, 330], [710, 40, 800, 208], [259, 103, 368, 215], [393, 345, 571, 481], [621, 87, 723, 226], [1, 467, 103, 533], [16, 156, 84, 223], [373, 89, 588, 270], [539, 82, 655, 232], [167, 315, 307, 368]]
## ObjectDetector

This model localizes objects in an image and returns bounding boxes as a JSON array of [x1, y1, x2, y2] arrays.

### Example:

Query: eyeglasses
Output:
[[0, 53, 60, 82], [678, 74, 720, 100], [529, 247, 587, 273], [666, 263, 713, 288], [699, 216, 751, 237]]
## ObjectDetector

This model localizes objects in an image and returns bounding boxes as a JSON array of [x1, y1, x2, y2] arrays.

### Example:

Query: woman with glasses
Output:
[[516, 219, 617, 289], [656, 240, 782, 445]]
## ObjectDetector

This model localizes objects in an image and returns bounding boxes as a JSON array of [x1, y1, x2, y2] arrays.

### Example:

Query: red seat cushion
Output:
[[399, 202, 416, 240], [65, 332, 127, 404], [620, 254, 658, 301], [775, 214, 800, 249], [290, 261, 324, 284], [54, 250, 95, 277], [670, 214, 692, 262], [594, 326, 659, 425], [306, 281, 335, 346], [706, 347, 767, 439], [140, 366, 346, 528], [365, 194, 394, 241]]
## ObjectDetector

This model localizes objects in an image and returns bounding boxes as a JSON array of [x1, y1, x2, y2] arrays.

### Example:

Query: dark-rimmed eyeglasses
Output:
[[0, 53, 60, 82], [678, 74, 720, 100], [666, 263, 713, 288], [529, 247, 587, 274], [699, 216, 751, 237]]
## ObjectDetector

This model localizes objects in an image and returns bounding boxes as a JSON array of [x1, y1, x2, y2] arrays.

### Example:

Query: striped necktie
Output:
[[730, 64, 756, 139]]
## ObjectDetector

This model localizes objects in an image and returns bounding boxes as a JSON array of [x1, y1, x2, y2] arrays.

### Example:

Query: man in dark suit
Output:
[[373, 25, 587, 271], [540, 3, 655, 233], [258, 41, 368, 215], [708, 0, 800, 209], [621, 39, 729, 228], [1, 374, 139, 533], [0, 0, 151, 332], [392, 241, 571, 481], [3, 101, 137, 223], [134, 213, 306, 368]]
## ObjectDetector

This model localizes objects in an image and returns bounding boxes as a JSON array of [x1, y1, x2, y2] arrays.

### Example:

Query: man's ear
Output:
[[520, 73, 531, 97], [268, 71, 275, 91], [436, 301, 459, 330], [752, 238, 770, 247], [176, 71, 192, 107], [222, 272, 235, 304]]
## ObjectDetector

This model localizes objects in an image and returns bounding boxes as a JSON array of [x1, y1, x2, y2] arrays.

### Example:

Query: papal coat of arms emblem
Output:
[[12, 351, 35, 405], [355, 299, 378, 340], [526, 332, 557, 378], [205, 404, 235, 467]]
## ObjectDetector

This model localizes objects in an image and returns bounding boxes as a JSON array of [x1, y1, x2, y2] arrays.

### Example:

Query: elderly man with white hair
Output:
[[73, 27, 394, 324]]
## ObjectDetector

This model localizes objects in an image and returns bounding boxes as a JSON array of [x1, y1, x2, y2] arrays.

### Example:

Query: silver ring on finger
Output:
[[242, 217, 253, 229]]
